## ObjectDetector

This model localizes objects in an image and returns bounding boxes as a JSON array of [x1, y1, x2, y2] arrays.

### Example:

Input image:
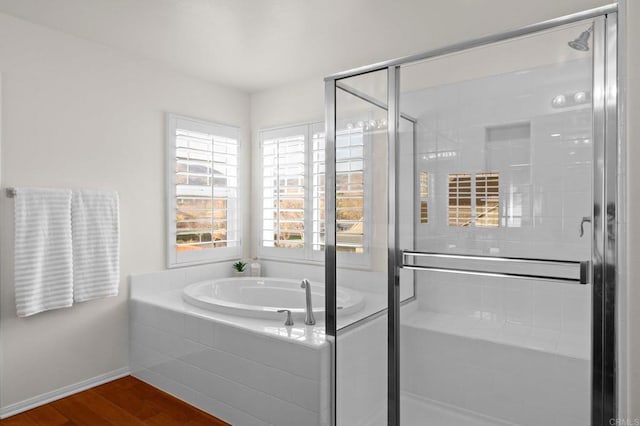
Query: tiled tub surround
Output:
[[130, 268, 331, 426]]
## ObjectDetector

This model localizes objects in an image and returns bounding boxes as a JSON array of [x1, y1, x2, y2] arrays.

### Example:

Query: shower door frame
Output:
[[324, 4, 620, 426]]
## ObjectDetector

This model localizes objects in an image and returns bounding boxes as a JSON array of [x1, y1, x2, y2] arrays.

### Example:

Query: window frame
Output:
[[257, 121, 372, 267], [259, 124, 309, 262], [166, 113, 242, 268]]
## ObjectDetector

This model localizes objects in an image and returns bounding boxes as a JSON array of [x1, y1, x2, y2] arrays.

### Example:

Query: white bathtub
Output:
[[182, 276, 365, 320], [130, 269, 333, 426]]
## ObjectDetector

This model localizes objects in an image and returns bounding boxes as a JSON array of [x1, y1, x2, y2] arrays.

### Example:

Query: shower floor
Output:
[[400, 392, 514, 426], [363, 392, 514, 426]]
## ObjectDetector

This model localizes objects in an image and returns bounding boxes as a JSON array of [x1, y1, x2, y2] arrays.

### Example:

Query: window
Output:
[[312, 131, 326, 252], [167, 114, 241, 267], [448, 173, 472, 226], [475, 172, 499, 227], [419, 171, 429, 224], [261, 128, 306, 250], [334, 127, 366, 253], [447, 172, 500, 228], [260, 122, 369, 262]]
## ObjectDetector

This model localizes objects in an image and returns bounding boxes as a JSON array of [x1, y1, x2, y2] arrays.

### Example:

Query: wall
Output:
[[404, 59, 592, 260], [625, 1, 639, 420], [0, 12, 250, 413], [250, 78, 325, 268]]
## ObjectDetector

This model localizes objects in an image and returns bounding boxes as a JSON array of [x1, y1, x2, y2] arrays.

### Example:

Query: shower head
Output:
[[568, 28, 592, 51]]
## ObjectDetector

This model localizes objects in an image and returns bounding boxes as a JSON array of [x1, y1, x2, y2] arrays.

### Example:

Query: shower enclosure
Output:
[[324, 5, 618, 426]]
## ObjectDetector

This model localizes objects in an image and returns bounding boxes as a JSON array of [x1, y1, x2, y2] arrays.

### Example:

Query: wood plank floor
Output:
[[0, 376, 230, 425]]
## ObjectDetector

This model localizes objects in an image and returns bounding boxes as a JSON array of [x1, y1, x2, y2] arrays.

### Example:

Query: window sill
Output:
[[167, 254, 241, 269], [257, 255, 373, 271]]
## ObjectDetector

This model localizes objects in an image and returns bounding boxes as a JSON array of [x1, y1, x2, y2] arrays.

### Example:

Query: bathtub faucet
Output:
[[300, 279, 316, 326]]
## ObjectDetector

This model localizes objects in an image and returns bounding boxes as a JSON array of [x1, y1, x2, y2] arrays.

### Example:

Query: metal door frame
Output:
[[324, 4, 619, 425]]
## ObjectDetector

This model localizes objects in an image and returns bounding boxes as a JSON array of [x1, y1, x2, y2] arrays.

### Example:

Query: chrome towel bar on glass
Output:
[[401, 250, 589, 284]]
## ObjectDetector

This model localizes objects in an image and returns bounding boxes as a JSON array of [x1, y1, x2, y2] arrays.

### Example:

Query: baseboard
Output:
[[0, 367, 130, 419]]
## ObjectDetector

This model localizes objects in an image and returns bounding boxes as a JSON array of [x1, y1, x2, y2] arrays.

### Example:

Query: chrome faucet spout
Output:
[[300, 279, 316, 326]]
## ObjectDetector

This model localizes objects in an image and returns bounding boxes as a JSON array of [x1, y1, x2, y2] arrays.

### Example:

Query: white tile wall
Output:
[[130, 269, 331, 426], [400, 313, 590, 426], [336, 315, 387, 426], [414, 270, 591, 340], [401, 59, 593, 263]]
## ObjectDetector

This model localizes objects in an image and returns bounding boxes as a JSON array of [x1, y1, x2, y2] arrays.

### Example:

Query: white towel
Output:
[[14, 188, 74, 317], [71, 190, 120, 302]]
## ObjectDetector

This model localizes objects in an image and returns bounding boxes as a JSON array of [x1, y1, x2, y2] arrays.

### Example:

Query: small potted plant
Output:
[[232, 260, 247, 277]]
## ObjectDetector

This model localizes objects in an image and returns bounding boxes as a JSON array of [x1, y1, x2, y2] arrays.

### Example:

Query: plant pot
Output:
[[233, 270, 246, 278]]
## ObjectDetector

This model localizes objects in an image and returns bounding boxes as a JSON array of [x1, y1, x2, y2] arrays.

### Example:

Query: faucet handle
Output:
[[277, 309, 294, 326]]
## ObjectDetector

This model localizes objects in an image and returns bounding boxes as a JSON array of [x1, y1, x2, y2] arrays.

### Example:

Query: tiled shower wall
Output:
[[400, 59, 594, 327], [402, 59, 593, 261]]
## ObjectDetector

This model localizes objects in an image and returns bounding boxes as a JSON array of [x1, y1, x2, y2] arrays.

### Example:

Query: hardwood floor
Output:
[[0, 376, 230, 425]]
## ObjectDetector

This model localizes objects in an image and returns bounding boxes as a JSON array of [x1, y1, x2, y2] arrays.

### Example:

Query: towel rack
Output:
[[401, 250, 589, 284]]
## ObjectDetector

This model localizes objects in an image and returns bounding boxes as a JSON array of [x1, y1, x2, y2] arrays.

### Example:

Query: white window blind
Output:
[[419, 171, 429, 224], [448, 173, 472, 227], [334, 128, 365, 253], [311, 127, 366, 253], [475, 172, 499, 227], [260, 122, 368, 262], [312, 130, 326, 252], [167, 114, 240, 267], [447, 172, 500, 228], [262, 131, 306, 249]]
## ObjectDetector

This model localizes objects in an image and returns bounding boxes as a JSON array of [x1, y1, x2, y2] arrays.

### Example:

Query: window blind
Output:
[[476, 172, 499, 227], [448, 173, 472, 227], [262, 134, 306, 249], [175, 128, 239, 251], [334, 128, 365, 253], [420, 171, 429, 224]]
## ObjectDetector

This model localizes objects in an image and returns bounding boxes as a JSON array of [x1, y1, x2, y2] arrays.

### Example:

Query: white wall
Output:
[[250, 78, 325, 262], [624, 1, 640, 420], [0, 12, 250, 412], [404, 59, 592, 260]]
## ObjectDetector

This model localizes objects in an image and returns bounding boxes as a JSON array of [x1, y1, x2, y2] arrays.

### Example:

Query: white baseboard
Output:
[[0, 367, 130, 419]]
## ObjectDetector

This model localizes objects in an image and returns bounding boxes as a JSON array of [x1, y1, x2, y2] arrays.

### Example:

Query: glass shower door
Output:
[[397, 18, 599, 426], [329, 68, 390, 426], [328, 67, 418, 426]]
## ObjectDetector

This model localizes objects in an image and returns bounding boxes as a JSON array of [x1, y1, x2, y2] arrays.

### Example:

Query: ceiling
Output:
[[0, 0, 608, 93]]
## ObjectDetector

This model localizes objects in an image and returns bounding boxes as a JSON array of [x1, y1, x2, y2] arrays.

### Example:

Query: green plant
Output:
[[232, 261, 247, 272]]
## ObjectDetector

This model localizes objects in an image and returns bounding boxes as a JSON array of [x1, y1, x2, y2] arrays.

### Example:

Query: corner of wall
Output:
[[0, 72, 4, 409], [622, 0, 640, 420], [248, 77, 325, 258]]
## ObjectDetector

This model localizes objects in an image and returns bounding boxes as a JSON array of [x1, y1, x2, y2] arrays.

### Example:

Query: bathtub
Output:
[[130, 268, 354, 426], [182, 276, 365, 320]]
